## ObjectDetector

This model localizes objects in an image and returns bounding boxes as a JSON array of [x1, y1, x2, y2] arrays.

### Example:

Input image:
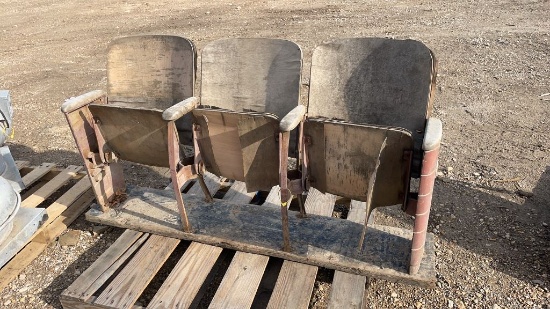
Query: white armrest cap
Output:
[[162, 97, 200, 121], [423, 118, 442, 151], [280, 105, 306, 132], [61, 90, 106, 113]]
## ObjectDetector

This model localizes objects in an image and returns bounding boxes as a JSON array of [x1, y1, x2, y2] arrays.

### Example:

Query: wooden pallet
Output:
[[60, 176, 411, 309], [0, 161, 93, 292]]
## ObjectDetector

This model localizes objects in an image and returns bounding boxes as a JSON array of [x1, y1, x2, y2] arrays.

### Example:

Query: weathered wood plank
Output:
[[204, 181, 264, 308], [86, 186, 436, 287], [60, 297, 109, 309], [0, 187, 95, 292], [32, 177, 92, 243], [328, 200, 367, 309], [62, 230, 145, 302], [0, 242, 48, 292], [304, 187, 336, 217], [21, 163, 56, 188], [267, 187, 334, 308], [15, 160, 30, 170], [223, 181, 256, 204], [33, 189, 95, 244], [147, 179, 241, 309], [21, 165, 82, 208], [209, 252, 270, 309], [147, 242, 223, 309], [94, 234, 180, 309], [185, 172, 222, 196], [263, 185, 281, 208], [267, 260, 317, 309]]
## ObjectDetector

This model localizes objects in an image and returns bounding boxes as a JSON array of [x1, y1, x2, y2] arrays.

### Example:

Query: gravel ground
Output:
[[1, 0, 549, 308]]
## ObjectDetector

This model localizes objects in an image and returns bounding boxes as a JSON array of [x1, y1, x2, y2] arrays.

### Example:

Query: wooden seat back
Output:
[[309, 38, 436, 169], [195, 39, 302, 191], [200, 38, 302, 118], [305, 38, 435, 206], [107, 35, 196, 145]]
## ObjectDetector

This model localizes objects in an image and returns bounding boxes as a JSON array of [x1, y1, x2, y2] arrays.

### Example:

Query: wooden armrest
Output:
[[279, 105, 306, 132], [422, 118, 442, 151], [162, 97, 200, 121], [60, 90, 106, 113]]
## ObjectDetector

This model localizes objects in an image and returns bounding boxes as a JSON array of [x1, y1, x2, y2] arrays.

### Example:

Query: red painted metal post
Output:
[[409, 145, 439, 275]]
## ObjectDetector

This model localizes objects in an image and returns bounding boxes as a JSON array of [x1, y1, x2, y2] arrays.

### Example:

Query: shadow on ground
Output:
[[378, 167, 550, 285]]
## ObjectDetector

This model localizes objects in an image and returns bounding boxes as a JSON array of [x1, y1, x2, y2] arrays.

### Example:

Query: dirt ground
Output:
[[1, 0, 549, 308]]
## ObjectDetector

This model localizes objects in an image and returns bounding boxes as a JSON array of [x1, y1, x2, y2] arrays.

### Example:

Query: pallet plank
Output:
[[32, 177, 92, 243], [94, 234, 180, 309], [263, 185, 281, 208], [304, 188, 336, 217], [21, 162, 56, 188], [146, 178, 231, 309], [0, 185, 95, 292], [202, 181, 262, 308], [61, 230, 145, 303], [267, 187, 335, 308], [328, 200, 367, 309], [209, 252, 270, 309], [0, 242, 48, 292], [34, 189, 95, 244], [15, 160, 30, 170], [147, 242, 223, 309], [186, 172, 222, 196], [266, 260, 317, 309], [222, 181, 255, 204], [21, 165, 83, 208]]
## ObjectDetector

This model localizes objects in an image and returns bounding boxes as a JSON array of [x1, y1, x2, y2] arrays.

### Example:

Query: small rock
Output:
[[415, 301, 423, 308], [59, 230, 81, 246], [517, 189, 534, 198], [532, 280, 544, 285], [18, 286, 29, 293], [493, 304, 501, 309], [446, 166, 454, 172], [391, 292, 398, 298], [19, 274, 26, 280], [543, 222, 548, 227], [3, 300, 11, 306], [448, 299, 454, 308]]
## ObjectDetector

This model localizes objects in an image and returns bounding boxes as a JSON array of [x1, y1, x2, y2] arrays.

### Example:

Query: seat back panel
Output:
[[193, 109, 280, 192], [107, 35, 196, 145], [309, 38, 436, 145], [107, 35, 195, 108], [89, 104, 170, 167], [200, 38, 302, 119], [304, 120, 413, 206]]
